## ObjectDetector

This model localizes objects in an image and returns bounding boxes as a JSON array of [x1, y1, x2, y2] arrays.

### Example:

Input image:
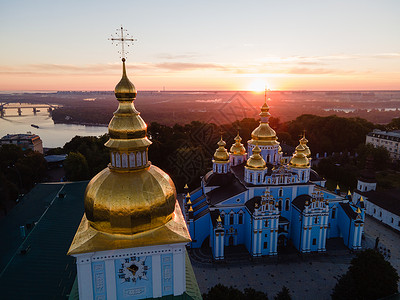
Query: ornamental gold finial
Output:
[[109, 26, 137, 60]]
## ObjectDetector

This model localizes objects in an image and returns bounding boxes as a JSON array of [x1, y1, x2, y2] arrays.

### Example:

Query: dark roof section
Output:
[[210, 209, 221, 228], [193, 199, 207, 213], [245, 196, 261, 214], [0, 181, 87, 300], [206, 176, 247, 206], [310, 169, 324, 182], [194, 207, 209, 221], [340, 202, 358, 220], [231, 162, 246, 183], [292, 194, 312, 211], [279, 216, 290, 224], [204, 171, 238, 187], [280, 143, 295, 156], [191, 194, 205, 206], [189, 186, 202, 196], [363, 188, 400, 216]]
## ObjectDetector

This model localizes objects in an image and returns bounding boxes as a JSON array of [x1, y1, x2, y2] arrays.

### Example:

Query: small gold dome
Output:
[[250, 98, 278, 146], [230, 132, 246, 155], [115, 58, 137, 98], [213, 136, 229, 162], [299, 133, 311, 158], [289, 152, 310, 168], [246, 145, 266, 169], [84, 165, 176, 235]]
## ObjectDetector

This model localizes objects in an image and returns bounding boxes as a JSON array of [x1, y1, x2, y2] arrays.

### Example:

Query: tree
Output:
[[274, 286, 292, 300], [64, 152, 90, 181], [203, 284, 268, 300], [331, 249, 399, 300]]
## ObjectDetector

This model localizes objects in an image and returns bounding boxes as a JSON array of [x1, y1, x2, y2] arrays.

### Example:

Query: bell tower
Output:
[[68, 28, 192, 300]]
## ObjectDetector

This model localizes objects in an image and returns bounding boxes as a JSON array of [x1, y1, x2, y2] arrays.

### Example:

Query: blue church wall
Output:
[[219, 192, 246, 206], [337, 206, 352, 248], [191, 214, 210, 248], [328, 204, 340, 238], [260, 218, 273, 255], [309, 222, 322, 252], [244, 210, 252, 252], [290, 208, 302, 250]]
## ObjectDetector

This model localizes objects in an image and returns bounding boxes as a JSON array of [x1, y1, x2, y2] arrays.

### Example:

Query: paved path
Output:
[[190, 215, 400, 299]]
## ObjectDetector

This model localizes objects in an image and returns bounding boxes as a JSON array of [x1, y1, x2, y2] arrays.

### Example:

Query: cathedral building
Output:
[[68, 59, 199, 299], [185, 98, 365, 260]]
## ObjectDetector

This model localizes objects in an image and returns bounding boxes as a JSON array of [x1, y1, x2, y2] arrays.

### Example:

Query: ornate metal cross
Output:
[[109, 26, 136, 59]]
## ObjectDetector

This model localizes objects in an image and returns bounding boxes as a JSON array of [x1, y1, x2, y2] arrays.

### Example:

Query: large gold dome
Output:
[[83, 58, 176, 235], [84, 165, 176, 235]]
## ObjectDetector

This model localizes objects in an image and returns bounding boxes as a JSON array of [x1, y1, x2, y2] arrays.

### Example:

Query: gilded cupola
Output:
[[250, 97, 279, 146], [213, 136, 230, 162], [230, 132, 246, 155], [246, 145, 266, 169], [83, 59, 176, 235], [299, 132, 311, 158], [289, 144, 310, 169]]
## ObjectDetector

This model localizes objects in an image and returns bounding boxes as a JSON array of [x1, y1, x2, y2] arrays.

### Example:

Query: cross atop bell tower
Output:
[[109, 26, 137, 60]]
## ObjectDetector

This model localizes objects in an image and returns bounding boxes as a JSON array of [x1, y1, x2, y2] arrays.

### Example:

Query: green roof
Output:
[[0, 181, 88, 299]]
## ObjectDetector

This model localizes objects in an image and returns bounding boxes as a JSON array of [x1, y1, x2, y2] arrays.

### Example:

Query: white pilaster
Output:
[[76, 255, 93, 300], [105, 259, 117, 300], [173, 248, 185, 296], [152, 254, 162, 298]]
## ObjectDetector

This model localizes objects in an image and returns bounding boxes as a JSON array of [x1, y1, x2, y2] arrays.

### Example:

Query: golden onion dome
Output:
[[250, 98, 278, 145], [246, 145, 266, 169], [230, 132, 246, 155], [289, 151, 310, 169], [213, 136, 229, 162], [299, 133, 311, 158], [84, 58, 176, 235], [115, 58, 137, 98]]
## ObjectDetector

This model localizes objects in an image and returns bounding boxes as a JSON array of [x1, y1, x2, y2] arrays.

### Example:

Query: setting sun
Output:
[[248, 80, 268, 92]]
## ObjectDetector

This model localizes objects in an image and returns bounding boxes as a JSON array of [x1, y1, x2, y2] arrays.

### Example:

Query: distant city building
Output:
[[0, 133, 43, 154], [352, 156, 400, 232], [185, 98, 365, 260], [366, 129, 400, 160]]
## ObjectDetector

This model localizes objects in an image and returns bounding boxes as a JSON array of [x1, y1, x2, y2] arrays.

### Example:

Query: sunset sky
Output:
[[1, 0, 400, 91]]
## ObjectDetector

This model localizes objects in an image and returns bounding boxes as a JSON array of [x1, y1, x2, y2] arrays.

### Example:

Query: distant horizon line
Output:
[[1, 89, 400, 94]]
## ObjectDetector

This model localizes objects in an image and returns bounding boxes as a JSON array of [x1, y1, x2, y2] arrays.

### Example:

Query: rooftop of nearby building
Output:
[[0, 181, 88, 299], [360, 188, 400, 216], [368, 129, 400, 139], [0, 133, 42, 142]]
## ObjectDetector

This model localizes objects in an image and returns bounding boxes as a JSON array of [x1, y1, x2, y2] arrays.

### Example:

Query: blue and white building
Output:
[[184, 99, 365, 260]]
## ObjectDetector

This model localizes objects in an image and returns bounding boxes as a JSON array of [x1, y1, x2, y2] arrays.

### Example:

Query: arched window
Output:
[[332, 207, 336, 219], [258, 174, 261, 183], [302, 172, 305, 181], [285, 199, 290, 211], [278, 200, 282, 211], [238, 213, 243, 224], [249, 173, 253, 182], [230, 213, 234, 225], [279, 189, 283, 197]]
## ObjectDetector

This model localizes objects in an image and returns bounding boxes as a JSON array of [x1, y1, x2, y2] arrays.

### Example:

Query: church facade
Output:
[[184, 99, 365, 260]]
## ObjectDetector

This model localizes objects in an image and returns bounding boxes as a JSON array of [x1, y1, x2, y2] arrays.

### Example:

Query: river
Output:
[[0, 105, 108, 148]]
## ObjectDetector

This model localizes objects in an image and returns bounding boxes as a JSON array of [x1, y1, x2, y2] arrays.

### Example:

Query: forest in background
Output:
[[52, 114, 400, 192]]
